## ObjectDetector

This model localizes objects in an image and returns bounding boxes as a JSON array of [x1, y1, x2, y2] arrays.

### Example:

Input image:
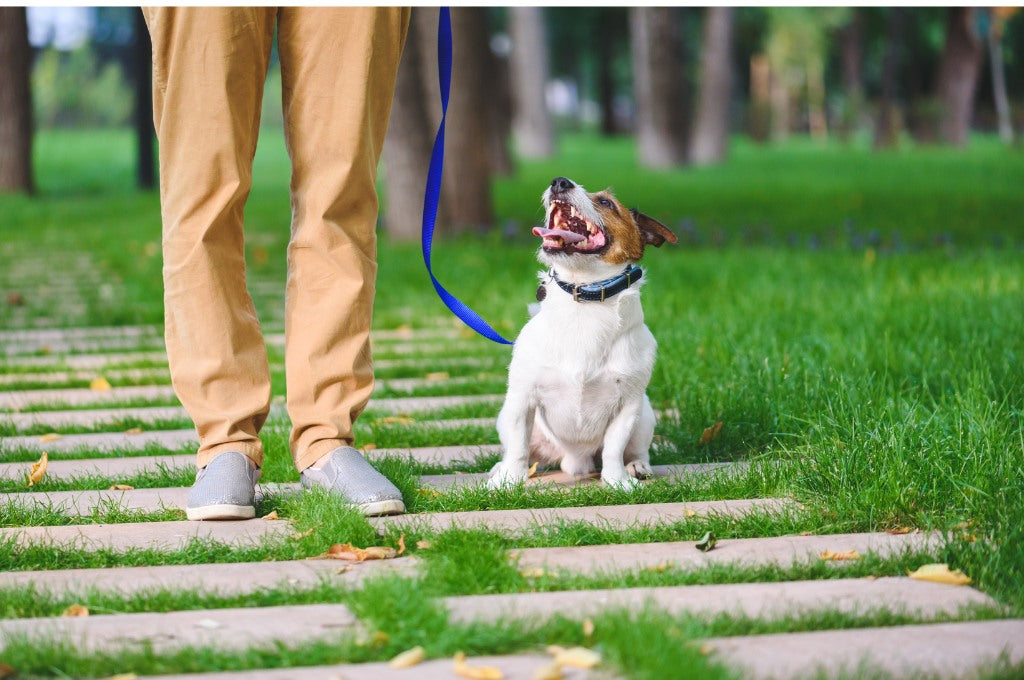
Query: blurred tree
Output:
[[837, 9, 864, 140], [597, 9, 629, 135], [487, 18, 514, 177], [0, 7, 34, 194], [445, 7, 494, 230], [874, 7, 904, 149], [937, 7, 983, 147], [690, 7, 735, 166], [381, 9, 436, 242], [987, 7, 1018, 144], [132, 8, 154, 189], [630, 7, 688, 167], [509, 7, 554, 159]]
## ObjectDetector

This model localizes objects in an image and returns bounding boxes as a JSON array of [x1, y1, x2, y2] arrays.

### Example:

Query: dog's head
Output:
[[533, 177, 677, 273]]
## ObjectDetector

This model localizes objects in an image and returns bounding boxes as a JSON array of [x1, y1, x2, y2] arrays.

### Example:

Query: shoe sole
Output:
[[186, 503, 256, 521], [358, 499, 406, 516]]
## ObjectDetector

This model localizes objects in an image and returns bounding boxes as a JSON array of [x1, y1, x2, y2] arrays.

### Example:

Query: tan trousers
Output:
[[144, 7, 409, 471]]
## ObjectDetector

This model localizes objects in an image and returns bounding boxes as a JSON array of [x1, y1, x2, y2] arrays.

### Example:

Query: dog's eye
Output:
[[598, 198, 612, 207]]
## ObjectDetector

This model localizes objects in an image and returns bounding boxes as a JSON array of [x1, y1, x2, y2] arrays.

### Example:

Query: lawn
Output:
[[0, 128, 1022, 676]]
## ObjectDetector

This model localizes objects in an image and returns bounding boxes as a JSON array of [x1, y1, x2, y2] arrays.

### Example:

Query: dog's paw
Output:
[[601, 471, 640, 491], [488, 461, 530, 489], [626, 460, 653, 479]]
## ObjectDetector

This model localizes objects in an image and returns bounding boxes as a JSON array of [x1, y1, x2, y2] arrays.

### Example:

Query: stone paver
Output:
[[0, 603, 357, 654], [0, 558, 418, 597], [0, 445, 503, 481], [0, 465, 738, 515], [512, 531, 938, 574], [144, 655, 588, 680], [1, 336, 166, 356], [0, 350, 168, 370], [1, 394, 501, 429], [0, 367, 170, 387], [444, 577, 996, 623], [706, 619, 1024, 680], [0, 325, 160, 343], [1, 519, 293, 551], [371, 499, 791, 534]]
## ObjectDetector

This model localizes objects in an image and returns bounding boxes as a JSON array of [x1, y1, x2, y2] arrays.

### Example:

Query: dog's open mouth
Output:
[[533, 201, 607, 253]]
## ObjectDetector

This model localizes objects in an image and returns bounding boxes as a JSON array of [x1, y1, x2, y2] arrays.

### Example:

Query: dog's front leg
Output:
[[600, 397, 643, 490], [490, 393, 535, 489]]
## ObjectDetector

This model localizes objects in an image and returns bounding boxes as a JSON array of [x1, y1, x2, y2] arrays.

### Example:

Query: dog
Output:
[[489, 177, 677, 490]]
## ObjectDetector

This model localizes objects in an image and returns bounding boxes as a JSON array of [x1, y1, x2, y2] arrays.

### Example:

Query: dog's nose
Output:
[[551, 177, 574, 194]]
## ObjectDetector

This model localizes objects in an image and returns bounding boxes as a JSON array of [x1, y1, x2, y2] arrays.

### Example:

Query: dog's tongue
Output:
[[532, 226, 586, 244]]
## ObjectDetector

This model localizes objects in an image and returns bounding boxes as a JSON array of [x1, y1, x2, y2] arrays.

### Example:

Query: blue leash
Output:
[[420, 8, 514, 346]]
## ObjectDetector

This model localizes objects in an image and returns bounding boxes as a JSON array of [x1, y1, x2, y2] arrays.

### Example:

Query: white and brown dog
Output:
[[490, 177, 677, 490]]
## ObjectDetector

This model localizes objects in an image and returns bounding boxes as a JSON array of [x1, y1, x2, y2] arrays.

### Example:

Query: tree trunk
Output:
[[0, 7, 34, 194], [937, 7, 983, 147], [381, 10, 436, 242], [133, 8, 155, 190], [838, 9, 864, 140], [488, 43, 514, 177], [509, 7, 554, 159], [987, 12, 1014, 145], [597, 10, 619, 136], [630, 7, 688, 168], [444, 7, 494, 231], [689, 7, 734, 166], [874, 8, 903, 150]]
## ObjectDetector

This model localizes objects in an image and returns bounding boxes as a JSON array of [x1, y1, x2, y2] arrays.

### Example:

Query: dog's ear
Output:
[[631, 209, 678, 247]]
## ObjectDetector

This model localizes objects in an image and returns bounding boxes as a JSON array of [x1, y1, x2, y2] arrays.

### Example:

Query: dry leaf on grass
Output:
[[418, 488, 441, 499], [38, 433, 62, 443], [373, 416, 415, 426], [291, 528, 315, 540], [361, 443, 377, 451], [396, 534, 406, 555], [6, 291, 25, 306], [388, 646, 425, 669], [527, 461, 539, 478], [262, 510, 280, 520], [520, 567, 546, 578], [61, 604, 89, 617], [819, 549, 861, 561], [533, 663, 563, 680], [124, 427, 144, 435], [547, 646, 601, 669], [581, 618, 594, 637], [454, 652, 503, 679], [885, 526, 913, 535], [105, 675, 138, 680], [699, 421, 723, 445], [425, 371, 449, 381], [317, 542, 399, 562], [416, 539, 433, 550], [108, 484, 134, 491], [0, 664, 16, 680], [28, 452, 48, 486], [908, 563, 971, 586], [695, 531, 717, 552], [89, 377, 112, 391], [684, 508, 697, 518]]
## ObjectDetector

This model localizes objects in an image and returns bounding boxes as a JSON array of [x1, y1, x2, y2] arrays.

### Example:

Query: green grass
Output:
[[1, 128, 1022, 676]]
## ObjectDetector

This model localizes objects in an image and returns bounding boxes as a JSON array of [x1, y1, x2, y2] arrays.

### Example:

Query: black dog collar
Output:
[[543, 265, 644, 303]]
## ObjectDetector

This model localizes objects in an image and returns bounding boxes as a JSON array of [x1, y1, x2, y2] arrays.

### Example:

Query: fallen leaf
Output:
[[361, 443, 377, 451], [108, 484, 134, 491], [61, 604, 89, 617], [38, 433, 62, 443], [318, 542, 398, 562], [416, 539, 433, 550], [262, 510, 280, 520], [389, 646, 425, 669], [373, 415, 415, 426], [28, 452, 48, 486], [908, 563, 971, 586], [38, 345, 52, 355], [418, 488, 442, 498], [520, 567, 546, 578], [0, 664, 15, 680], [684, 508, 697, 518], [291, 527, 315, 540], [124, 427, 144, 435], [533, 662, 563, 680], [695, 531, 717, 552], [425, 371, 449, 381], [699, 420, 723, 445], [251, 245, 269, 266], [643, 562, 670, 573], [90, 377, 112, 391], [454, 651, 503, 679], [396, 534, 406, 556], [370, 631, 390, 646], [6, 291, 25, 306], [581, 618, 594, 637], [105, 675, 138, 680], [819, 549, 861, 561], [551, 646, 601, 669], [396, 324, 413, 338], [527, 461, 539, 478], [885, 526, 912, 535], [335, 566, 353, 574], [698, 643, 715, 656]]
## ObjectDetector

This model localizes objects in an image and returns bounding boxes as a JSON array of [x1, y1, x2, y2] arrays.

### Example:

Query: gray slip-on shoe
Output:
[[300, 446, 405, 516], [186, 451, 261, 521]]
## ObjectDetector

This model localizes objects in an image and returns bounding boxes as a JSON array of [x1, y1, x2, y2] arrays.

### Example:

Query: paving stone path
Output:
[[0, 323, 1020, 679]]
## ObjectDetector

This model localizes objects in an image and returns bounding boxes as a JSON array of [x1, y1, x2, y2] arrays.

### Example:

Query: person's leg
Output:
[[276, 6, 409, 515], [144, 7, 275, 518]]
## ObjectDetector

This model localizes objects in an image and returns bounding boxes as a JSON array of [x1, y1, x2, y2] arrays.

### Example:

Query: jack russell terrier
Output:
[[489, 177, 677, 490]]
